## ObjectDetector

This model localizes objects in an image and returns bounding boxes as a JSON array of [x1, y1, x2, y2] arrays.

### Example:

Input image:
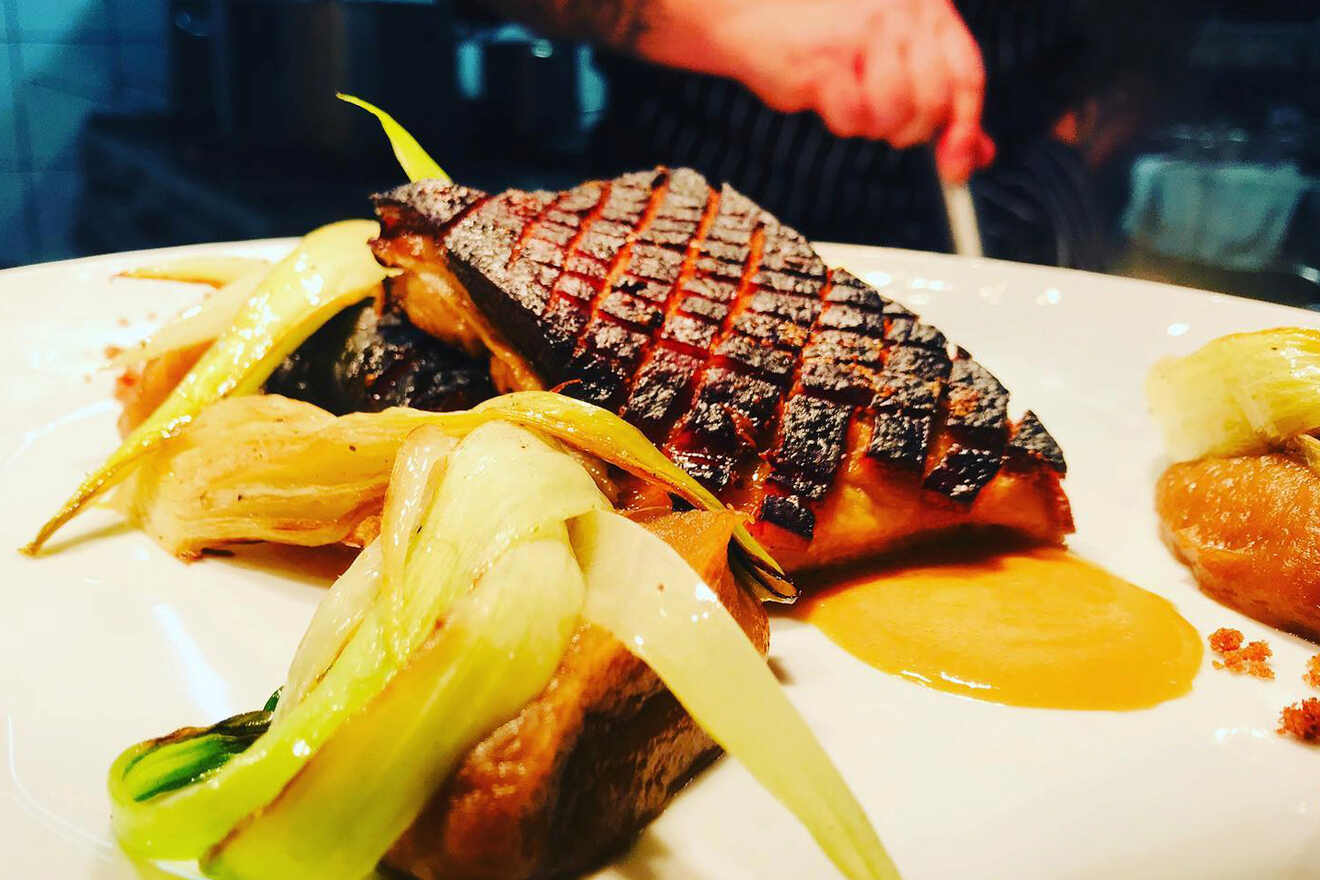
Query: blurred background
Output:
[[0, 0, 1315, 309]]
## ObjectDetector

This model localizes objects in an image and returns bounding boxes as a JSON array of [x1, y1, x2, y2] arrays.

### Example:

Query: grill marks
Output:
[[622, 173, 723, 438], [372, 167, 1069, 540], [658, 196, 768, 493]]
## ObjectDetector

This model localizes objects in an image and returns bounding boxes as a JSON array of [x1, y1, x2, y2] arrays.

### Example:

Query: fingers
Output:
[[816, 52, 875, 138], [848, 0, 989, 178], [860, 35, 915, 142], [932, 11, 988, 182], [712, 0, 992, 167], [887, 24, 952, 149]]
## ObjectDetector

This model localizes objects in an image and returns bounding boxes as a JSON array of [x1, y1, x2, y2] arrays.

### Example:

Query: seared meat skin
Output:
[[371, 167, 1073, 570], [266, 300, 495, 414]]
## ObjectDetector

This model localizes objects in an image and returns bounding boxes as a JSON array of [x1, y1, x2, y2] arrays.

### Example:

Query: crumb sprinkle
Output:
[[1209, 627, 1243, 654], [1208, 628, 1273, 679], [1279, 698, 1320, 743], [1305, 655, 1320, 690]]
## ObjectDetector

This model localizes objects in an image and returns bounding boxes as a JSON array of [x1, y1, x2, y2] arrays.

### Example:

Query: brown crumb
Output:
[[115, 316, 130, 327], [1209, 627, 1243, 654], [1279, 698, 1320, 743], [1305, 655, 1320, 690], [1211, 638, 1274, 679], [104, 344, 123, 359]]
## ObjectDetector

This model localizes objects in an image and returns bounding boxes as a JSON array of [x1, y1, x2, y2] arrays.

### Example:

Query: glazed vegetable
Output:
[[376, 418, 607, 661], [110, 422, 593, 859], [111, 420, 892, 880], [572, 510, 899, 880], [337, 93, 449, 183], [205, 536, 585, 880], [120, 256, 273, 286], [25, 220, 387, 554], [377, 427, 456, 644], [114, 391, 791, 595], [274, 541, 382, 722], [111, 708, 273, 805], [110, 268, 270, 367], [1147, 327, 1320, 462]]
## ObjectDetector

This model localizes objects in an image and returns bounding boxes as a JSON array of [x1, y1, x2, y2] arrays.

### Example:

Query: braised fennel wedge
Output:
[[109, 421, 897, 880], [115, 391, 791, 598], [1147, 327, 1320, 464], [25, 220, 388, 554]]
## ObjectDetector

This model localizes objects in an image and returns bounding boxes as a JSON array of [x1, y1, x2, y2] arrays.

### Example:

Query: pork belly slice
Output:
[[368, 167, 1073, 571]]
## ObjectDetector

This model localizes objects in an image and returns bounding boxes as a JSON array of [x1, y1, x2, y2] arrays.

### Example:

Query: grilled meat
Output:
[[265, 299, 494, 414], [369, 167, 1073, 570]]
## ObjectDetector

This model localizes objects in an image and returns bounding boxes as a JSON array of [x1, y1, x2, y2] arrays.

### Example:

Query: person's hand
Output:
[[640, 0, 994, 182]]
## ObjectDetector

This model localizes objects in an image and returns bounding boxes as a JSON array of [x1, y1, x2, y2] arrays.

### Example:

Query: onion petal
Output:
[[571, 510, 899, 880], [25, 219, 387, 554], [120, 256, 273, 286], [337, 93, 449, 183]]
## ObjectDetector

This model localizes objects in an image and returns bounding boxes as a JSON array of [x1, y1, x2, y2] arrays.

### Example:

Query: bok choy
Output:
[[25, 220, 387, 554], [204, 536, 585, 880], [110, 422, 606, 860], [110, 416, 895, 879]]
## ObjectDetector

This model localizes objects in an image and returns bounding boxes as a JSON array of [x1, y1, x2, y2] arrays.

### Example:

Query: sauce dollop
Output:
[[795, 545, 1201, 710]]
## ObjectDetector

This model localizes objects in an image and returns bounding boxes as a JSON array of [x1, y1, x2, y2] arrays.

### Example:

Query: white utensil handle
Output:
[[941, 181, 983, 258]]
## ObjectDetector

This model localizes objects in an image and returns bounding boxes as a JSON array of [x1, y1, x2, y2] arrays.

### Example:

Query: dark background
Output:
[[0, 0, 1316, 309]]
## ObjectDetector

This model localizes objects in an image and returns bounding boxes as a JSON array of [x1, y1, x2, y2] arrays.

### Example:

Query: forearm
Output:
[[472, 0, 993, 181], [473, 0, 733, 74], [474, 0, 657, 52]]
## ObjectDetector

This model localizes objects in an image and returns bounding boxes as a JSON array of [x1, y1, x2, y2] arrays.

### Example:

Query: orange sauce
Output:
[[794, 545, 1202, 710]]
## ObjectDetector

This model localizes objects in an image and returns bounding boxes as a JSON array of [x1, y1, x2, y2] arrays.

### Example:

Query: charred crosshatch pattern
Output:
[[371, 167, 1069, 540]]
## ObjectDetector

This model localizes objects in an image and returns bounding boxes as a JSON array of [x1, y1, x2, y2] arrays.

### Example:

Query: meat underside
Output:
[[265, 299, 494, 415], [366, 166, 1073, 572]]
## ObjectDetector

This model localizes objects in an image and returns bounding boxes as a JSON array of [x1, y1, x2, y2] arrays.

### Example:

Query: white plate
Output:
[[3, 241, 1319, 880]]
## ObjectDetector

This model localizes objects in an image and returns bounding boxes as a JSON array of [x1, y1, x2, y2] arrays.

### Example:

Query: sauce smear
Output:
[[796, 545, 1201, 710]]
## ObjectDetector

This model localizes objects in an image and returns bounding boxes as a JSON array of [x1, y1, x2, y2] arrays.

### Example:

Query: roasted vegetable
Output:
[[572, 510, 897, 880], [114, 391, 789, 593], [110, 419, 893, 879], [1147, 327, 1320, 462], [120, 256, 273, 286], [109, 423, 603, 859], [111, 269, 269, 368], [337, 93, 448, 184], [25, 220, 387, 554], [205, 535, 586, 880]]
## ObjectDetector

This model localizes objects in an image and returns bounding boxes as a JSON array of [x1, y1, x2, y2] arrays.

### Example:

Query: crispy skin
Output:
[[369, 167, 1073, 568], [384, 510, 767, 880], [264, 300, 495, 415], [1157, 454, 1320, 643]]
